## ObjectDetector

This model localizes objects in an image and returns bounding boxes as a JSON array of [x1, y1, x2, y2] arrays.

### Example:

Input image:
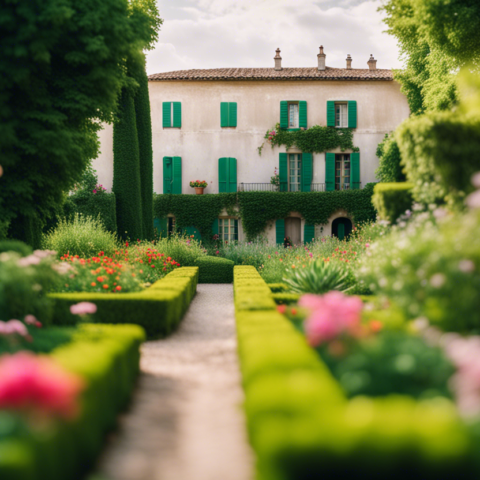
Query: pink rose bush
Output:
[[0, 352, 84, 420]]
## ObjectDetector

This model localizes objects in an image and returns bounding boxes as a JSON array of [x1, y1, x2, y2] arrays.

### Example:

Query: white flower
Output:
[[466, 190, 480, 209], [17, 255, 41, 267], [52, 262, 72, 274], [459, 260, 475, 273], [472, 172, 480, 189], [430, 273, 446, 288]]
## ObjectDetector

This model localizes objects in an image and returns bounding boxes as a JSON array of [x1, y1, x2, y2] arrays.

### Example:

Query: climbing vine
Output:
[[258, 123, 359, 155], [154, 185, 376, 242]]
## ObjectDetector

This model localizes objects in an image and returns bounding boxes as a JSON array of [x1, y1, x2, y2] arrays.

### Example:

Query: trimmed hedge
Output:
[[195, 256, 234, 283], [49, 267, 198, 338], [234, 266, 477, 479], [271, 292, 300, 305], [267, 283, 289, 293], [372, 182, 414, 224], [0, 323, 145, 480], [68, 192, 117, 233]]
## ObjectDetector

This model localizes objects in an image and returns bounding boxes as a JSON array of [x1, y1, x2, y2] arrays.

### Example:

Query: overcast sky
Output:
[[146, 0, 402, 75]]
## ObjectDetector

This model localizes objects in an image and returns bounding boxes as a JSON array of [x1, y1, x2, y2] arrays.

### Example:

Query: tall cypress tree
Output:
[[113, 88, 144, 241], [133, 56, 154, 239]]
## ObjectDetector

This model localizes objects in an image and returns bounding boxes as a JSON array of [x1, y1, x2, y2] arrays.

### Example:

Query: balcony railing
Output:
[[238, 182, 362, 192]]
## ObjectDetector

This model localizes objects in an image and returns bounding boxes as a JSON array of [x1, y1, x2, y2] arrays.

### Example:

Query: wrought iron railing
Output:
[[238, 183, 279, 192], [237, 182, 362, 192]]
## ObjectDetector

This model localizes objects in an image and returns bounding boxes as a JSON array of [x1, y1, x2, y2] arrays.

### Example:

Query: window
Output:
[[335, 154, 351, 190], [288, 154, 302, 192], [335, 103, 348, 128], [288, 103, 299, 128], [220, 102, 237, 127], [218, 218, 238, 242], [163, 102, 182, 128]]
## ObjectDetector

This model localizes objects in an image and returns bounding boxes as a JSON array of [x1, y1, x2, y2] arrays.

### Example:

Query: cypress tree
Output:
[[113, 88, 144, 241], [133, 56, 154, 239]]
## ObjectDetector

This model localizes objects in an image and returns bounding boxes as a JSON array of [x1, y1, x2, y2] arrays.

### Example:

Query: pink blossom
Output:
[[92, 189, 97, 194], [0, 320, 28, 337], [70, 302, 97, 315], [0, 352, 84, 419], [17, 255, 41, 267], [24, 315, 38, 326], [466, 190, 480, 209], [472, 172, 480, 189], [365, 243, 370, 248]]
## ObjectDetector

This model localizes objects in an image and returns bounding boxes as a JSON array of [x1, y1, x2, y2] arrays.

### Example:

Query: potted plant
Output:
[[190, 180, 208, 195]]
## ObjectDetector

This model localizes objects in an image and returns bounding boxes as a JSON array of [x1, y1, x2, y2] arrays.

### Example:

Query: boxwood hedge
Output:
[[195, 256, 234, 283]]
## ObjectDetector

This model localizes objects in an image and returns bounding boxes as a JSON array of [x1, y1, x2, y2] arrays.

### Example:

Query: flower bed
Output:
[[234, 266, 478, 479]]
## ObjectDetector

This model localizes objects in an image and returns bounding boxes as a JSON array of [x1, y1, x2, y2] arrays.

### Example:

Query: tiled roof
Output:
[[148, 67, 393, 82]]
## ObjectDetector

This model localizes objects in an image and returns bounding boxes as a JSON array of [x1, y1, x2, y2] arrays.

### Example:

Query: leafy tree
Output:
[[375, 133, 405, 183], [0, 0, 161, 245]]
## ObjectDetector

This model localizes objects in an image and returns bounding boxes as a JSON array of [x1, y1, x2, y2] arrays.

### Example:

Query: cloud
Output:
[[147, 0, 401, 74]]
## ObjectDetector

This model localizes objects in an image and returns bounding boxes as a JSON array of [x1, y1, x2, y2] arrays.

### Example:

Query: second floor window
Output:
[[289, 154, 301, 192], [288, 103, 299, 128], [335, 103, 348, 128], [335, 154, 350, 190]]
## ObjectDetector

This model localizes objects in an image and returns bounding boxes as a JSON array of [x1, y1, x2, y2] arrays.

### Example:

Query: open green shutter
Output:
[[280, 101, 288, 129], [299, 101, 307, 129], [279, 153, 288, 192], [228, 157, 237, 192], [327, 101, 335, 127], [212, 218, 219, 236], [351, 152, 360, 189], [301, 153, 312, 192], [218, 157, 227, 192], [163, 157, 172, 193], [229, 103, 237, 127], [325, 153, 335, 191], [276, 219, 285, 245], [173, 102, 182, 128], [304, 224, 315, 244], [348, 101, 357, 128], [172, 156, 182, 194], [154, 217, 168, 237], [163, 102, 171, 128], [338, 223, 345, 241], [220, 103, 229, 127]]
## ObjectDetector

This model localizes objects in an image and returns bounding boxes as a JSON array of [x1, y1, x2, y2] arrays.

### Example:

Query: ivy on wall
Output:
[[258, 124, 359, 155], [154, 184, 376, 242]]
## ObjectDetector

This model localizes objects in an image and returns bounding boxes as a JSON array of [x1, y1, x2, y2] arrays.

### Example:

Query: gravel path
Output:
[[95, 284, 254, 480]]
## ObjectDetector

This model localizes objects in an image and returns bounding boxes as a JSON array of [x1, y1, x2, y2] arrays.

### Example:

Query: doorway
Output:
[[285, 217, 301, 246], [332, 217, 353, 240]]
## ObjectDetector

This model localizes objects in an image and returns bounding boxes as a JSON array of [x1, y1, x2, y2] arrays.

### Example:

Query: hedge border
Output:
[[0, 323, 145, 480], [195, 256, 234, 283], [372, 182, 414, 224], [49, 267, 198, 339], [234, 266, 476, 479]]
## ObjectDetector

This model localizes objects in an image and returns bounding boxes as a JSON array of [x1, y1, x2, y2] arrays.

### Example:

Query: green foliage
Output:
[[153, 234, 207, 266], [195, 256, 234, 283], [0, 240, 32, 257], [267, 283, 289, 293], [271, 292, 300, 305], [375, 133, 405, 182], [283, 259, 352, 294], [0, 324, 145, 480], [49, 267, 199, 338], [69, 192, 117, 233], [372, 183, 414, 224], [0, 0, 162, 233], [359, 209, 480, 332], [42, 214, 120, 258], [260, 124, 358, 155]]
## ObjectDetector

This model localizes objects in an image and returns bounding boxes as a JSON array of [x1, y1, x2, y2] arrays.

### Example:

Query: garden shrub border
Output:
[[49, 267, 199, 339], [372, 182, 414, 224], [234, 266, 477, 479], [0, 323, 145, 480], [195, 256, 234, 283]]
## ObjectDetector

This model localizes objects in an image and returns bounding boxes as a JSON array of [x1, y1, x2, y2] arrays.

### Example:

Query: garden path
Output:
[[94, 284, 254, 480]]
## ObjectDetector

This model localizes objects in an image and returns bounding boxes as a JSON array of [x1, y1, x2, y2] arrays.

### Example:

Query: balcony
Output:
[[237, 183, 361, 192]]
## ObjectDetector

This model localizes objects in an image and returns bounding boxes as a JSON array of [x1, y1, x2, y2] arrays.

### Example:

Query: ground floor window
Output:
[[168, 217, 176, 236], [219, 218, 238, 242], [335, 154, 351, 190], [289, 154, 301, 192]]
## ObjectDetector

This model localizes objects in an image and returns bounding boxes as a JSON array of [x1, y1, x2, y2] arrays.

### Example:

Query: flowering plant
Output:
[[92, 184, 107, 194], [190, 180, 208, 188], [270, 168, 280, 187]]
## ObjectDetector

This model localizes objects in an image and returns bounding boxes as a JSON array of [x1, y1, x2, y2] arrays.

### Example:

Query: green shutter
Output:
[[172, 156, 182, 194], [220, 103, 229, 127], [218, 157, 227, 193], [338, 223, 345, 241], [301, 152, 312, 192], [212, 218, 219, 236], [185, 226, 201, 240], [173, 102, 182, 128], [229, 102, 237, 127], [348, 101, 357, 128], [163, 102, 171, 128], [351, 152, 360, 189], [327, 101, 335, 127], [276, 219, 285, 245], [154, 217, 168, 237], [228, 157, 237, 192], [280, 101, 288, 129], [304, 224, 315, 244], [325, 153, 335, 191], [279, 153, 288, 192], [299, 101, 307, 129], [163, 157, 173, 193]]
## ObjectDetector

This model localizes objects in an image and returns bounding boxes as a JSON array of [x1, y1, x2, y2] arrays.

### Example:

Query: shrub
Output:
[[195, 256, 234, 283], [271, 292, 300, 305], [69, 192, 117, 233], [43, 214, 119, 258], [153, 234, 207, 267], [0, 240, 32, 257], [267, 283, 289, 293], [372, 182, 414, 224], [375, 133, 405, 182]]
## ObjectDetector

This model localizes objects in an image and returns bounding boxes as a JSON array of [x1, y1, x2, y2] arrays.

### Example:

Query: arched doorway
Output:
[[332, 217, 352, 240]]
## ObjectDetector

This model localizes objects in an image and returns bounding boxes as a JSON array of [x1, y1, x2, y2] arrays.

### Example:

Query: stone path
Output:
[[95, 284, 254, 480]]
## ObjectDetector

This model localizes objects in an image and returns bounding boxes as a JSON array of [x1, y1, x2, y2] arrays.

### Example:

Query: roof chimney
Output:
[[367, 54, 377, 71], [346, 54, 352, 70], [317, 46, 326, 71], [274, 48, 282, 71]]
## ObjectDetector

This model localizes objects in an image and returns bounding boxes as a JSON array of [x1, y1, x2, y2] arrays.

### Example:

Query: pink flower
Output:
[[0, 352, 84, 419], [466, 190, 480, 209], [92, 189, 97, 194], [365, 243, 370, 248], [0, 320, 28, 337], [472, 172, 480, 189], [24, 315, 38, 326], [70, 302, 97, 315]]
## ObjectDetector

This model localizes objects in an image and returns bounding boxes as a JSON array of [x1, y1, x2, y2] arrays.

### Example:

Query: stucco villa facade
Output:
[[93, 47, 410, 244]]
